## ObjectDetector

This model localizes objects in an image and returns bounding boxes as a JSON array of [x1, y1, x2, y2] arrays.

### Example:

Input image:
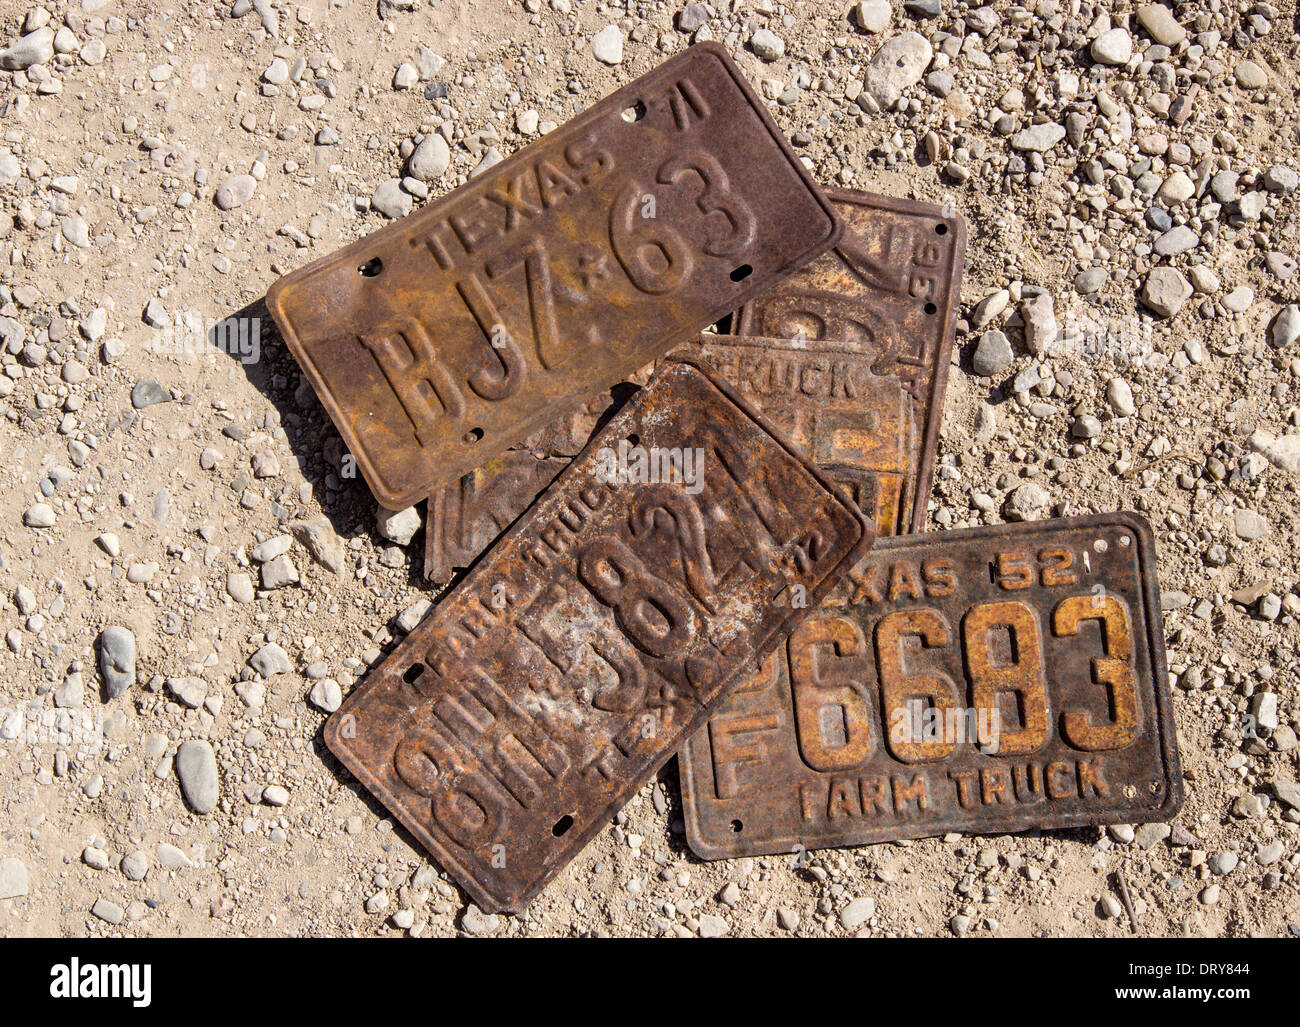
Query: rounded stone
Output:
[[854, 0, 892, 33], [750, 28, 785, 61], [371, 179, 413, 219], [98, 626, 136, 699], [1075, 267, 1107, 294], [175, 740, 219, 815], [972, 329, 1013, 376], [865, 32, 932, 108], [1091, 28, 1133, 66], [214, 174, 257, 210], [407, 133, 450, 183], [23, 504, 55, 528], [120, 850, 148, 881]]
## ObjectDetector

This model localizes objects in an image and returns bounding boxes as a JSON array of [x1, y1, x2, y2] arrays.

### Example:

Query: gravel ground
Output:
[[1, 0, 1299, 938]]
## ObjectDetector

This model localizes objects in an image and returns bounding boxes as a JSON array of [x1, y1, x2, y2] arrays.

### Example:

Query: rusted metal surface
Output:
[[266, 42, 843, 510], [734, 189, 965, 534], [325, 359, 872, 912], [678, 514, 1183, 860], [686, 333, 916, 536], [423, 379, 644, 584]]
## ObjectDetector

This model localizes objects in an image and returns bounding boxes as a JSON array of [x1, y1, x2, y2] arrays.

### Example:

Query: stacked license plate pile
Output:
[[265, 44, 1182, 914]]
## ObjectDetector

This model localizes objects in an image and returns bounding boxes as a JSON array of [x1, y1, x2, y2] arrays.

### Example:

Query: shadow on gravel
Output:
[[217, 294, 431, 593]]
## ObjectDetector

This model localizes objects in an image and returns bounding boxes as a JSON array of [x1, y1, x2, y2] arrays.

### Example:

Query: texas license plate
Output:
[[267, 43, 842, 510], [678, 515, 1183, 859], [325, 359, 871, 911], [734, 188, 965, 534]]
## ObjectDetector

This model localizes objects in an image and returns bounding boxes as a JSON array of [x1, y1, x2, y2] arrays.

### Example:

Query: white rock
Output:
[[1222, 286, 1253, 313], [1270, 304, 1300, 348], [1021, 294, 1058, 356], [308, 678, 343, 713], [1005, 482, 1051, 521], [62, 216, 90, 248], [1010, 123, 1066, 152], [393, 62, 418, 90], [53, 27, 78, 54], [854, 0, 892, 33], [79, 38, 106, 65], [0, 28, 55, 70], [263, 57, 289, 84], [750, 28, 785, 61], [972, 289, 1010, 328], [251, 534, 293, 563], [470, 148, 503, 178], [120, 850, 148, 882], [157, 843, 192, 870], [1091, 28, 1133, 66], [82, 846, 110, 871], [865, 32, 932, 108], [840, 896, 876, 930], [1188, 265, 1220, 295], [226, 572, 255, 604], [395, 599, 431, 633], [1233, 508, 1269, 541], [516, 109, 539, 135], [248, 642, 292, 677], [1248, 430, 1300, 473], [416, 45, 444, 80], [377, 505, 421, 546], [1234, 60, 1267, 90], [166, 677, 207, 709], [0, 858, 28, 900], [592, 25, 624, 65], [1137, 4, 1186, 46], [23, 504, 55, 528], [1106, 377, 1136, 417], [1157, 171, 1195, 203], [407, 134, 450, 182], [371, 179, 413, 219], [260, 554, 299, 589], [214, 174, 257, 210]]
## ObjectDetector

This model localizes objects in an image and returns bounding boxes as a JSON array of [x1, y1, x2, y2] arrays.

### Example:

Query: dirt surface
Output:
[[1, 0, 1299, 938]]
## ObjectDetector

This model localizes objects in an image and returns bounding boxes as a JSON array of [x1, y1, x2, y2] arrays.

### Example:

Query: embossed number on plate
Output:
[[325, 360, 869, 912], [266, 43, 842, 510], [679, 515, 1182, 859]]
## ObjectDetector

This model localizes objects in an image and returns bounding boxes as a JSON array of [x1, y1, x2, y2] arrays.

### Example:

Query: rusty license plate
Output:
[[424, 378, 644, 584], [734, 189, 965, 534], [678, 514, 1183, 860], [325, 358, 871, 912], [267, 42, 842, 510]]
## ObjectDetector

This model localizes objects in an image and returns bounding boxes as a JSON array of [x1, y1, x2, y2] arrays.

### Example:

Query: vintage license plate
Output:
[[678, 515, 1183, 860], [266, 42, 842, 510], [734, 189, 965, 534], [325, 359, 871, 912], [423, 379, 644, 584]]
